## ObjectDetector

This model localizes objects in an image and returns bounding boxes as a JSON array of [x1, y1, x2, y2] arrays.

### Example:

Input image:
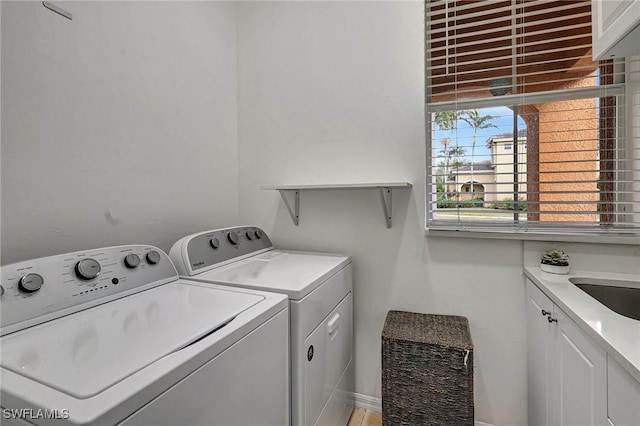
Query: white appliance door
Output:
[[304, 293, 353, 426], [0, 282, 263, 398], [119, 308, 290, 426]]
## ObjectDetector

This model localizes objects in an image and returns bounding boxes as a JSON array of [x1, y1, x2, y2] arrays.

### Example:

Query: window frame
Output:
[[423, 0, 640, 242], [425, 73, 640, 243]]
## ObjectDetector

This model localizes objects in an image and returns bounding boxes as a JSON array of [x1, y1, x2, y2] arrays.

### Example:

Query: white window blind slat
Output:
[[427, 85, 625, 111]]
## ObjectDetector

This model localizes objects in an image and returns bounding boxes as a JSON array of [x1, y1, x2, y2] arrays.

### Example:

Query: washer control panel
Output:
[[175, 226, 272, 276], [0, 245, 177, 336]]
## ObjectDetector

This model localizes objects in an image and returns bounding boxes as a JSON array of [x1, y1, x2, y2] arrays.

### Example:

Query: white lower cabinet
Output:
[[552, 307, 606, 425], [608, 356, 640, 426], [526, 279, 607, 426], [526, 279, 554, 426]]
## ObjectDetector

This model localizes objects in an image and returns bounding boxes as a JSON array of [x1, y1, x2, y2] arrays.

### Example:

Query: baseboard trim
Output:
[[350, 392, 496, 426], [352, 392, 382, 412]]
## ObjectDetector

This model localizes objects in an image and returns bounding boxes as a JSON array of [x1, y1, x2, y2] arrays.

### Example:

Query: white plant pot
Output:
[[540, 263, 570, 274]]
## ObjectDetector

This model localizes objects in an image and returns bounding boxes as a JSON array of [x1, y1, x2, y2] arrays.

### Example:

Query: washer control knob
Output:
[[255, 230, 263, 239], [124, 254, 141, 269], [246, 231, 255, 240], [227, 232, 239, 245], [76, 259, 101, 280], [146, 251, 161, 265], [210, 238, 220, 249], [19, 273, 45, 293]]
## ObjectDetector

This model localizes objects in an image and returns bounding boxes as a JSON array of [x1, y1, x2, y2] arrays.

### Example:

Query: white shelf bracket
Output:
[[379, 187, 393, 228], [278, 189, 300, 226], [263, 182, 411, 228]]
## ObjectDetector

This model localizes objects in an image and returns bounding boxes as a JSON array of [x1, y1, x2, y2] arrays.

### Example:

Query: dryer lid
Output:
[[0, 281, 264, 399], [195, 250, 350, 300]]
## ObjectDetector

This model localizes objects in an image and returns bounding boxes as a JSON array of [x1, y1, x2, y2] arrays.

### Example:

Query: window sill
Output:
[[425, 228, 640, 245]]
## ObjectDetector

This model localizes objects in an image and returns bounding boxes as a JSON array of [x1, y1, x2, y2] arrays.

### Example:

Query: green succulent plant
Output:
[[540, 249, 569, 267]]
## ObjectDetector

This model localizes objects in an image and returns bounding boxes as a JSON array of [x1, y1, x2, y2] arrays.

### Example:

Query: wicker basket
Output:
[[381, 310, 474, 426]]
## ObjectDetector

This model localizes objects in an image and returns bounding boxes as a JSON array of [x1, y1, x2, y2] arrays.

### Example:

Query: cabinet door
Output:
[[551, 308, 607, 426], [526, 280, 554, 426], [608, 356, 640, 426], [592, 0, 640, 59]]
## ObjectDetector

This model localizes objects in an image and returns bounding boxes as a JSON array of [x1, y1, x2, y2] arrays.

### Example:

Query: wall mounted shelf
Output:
[[261, 182, 413, 228]]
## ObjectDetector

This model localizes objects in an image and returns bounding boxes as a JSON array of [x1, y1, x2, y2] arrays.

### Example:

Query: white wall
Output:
[[524, 241, 640, 273], [1, 1, 239, 264], [236, 2, 527, 424]]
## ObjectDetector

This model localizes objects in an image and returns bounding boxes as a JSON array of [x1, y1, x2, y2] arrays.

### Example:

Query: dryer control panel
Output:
[[0, 245, 178, 336], [170, 226, 273, 276]]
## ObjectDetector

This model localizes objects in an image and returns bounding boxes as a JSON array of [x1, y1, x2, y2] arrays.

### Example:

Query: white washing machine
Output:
[[170, 226, 353, 426], [0, 245, 289, 426]]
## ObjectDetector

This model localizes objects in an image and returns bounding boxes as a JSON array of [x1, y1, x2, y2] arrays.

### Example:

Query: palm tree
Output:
[[447, 145, 467, 169], [437, 144, 468, 197], [459, 109, 498, 198], [434, 111, 459, 133], [434, 112, 460, 195], [440, 137, 451, 182]]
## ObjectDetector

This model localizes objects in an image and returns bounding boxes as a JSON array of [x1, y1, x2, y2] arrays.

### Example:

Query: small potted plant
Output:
[[540, 249, 570, 274]]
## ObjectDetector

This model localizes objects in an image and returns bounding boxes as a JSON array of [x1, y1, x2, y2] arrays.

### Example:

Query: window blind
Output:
[[426, 0, 640, 236]]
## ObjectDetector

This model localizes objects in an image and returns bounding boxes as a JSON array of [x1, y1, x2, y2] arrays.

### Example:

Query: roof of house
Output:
[[451, 161, 493, 173], [487, 129, 527, 140], [486, 129, 527, 147]]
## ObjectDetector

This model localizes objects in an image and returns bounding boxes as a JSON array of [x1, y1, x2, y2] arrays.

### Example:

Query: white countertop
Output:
[[524, 266, 640, 382]]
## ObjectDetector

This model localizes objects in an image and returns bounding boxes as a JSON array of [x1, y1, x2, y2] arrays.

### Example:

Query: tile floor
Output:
[[347, 408, 382, 426]]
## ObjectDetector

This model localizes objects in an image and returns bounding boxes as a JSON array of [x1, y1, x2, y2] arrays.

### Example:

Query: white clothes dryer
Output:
[[170, 226, 353, 426], [0, 245, 289, 426]]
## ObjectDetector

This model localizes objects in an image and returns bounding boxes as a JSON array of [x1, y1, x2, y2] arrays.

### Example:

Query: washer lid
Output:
[[0, 281, 263, 399], [195, 250, 350, 300]]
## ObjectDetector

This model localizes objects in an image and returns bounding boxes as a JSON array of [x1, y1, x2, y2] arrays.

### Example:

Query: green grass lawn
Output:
[[435, 208, 527, 220]]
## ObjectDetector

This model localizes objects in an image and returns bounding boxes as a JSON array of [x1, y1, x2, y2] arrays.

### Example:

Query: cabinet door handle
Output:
[[547, 316, 558, 323], [541, 309, 551, 316]]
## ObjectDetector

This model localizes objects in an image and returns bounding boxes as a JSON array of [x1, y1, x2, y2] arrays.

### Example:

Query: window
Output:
[[426, 0, 640, 237]]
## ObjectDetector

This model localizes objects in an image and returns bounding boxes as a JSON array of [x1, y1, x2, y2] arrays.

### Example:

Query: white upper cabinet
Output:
[[592, 0, 640, 59]]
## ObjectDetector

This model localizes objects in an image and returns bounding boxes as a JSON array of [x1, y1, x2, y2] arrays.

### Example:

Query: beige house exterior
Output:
[[489, 132, 527, 203], [446, 163, 493, 201], [447, 132, 527, 205]]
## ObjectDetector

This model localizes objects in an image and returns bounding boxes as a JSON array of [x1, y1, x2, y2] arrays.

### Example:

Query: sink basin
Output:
[[569, 277, 640, 321]]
